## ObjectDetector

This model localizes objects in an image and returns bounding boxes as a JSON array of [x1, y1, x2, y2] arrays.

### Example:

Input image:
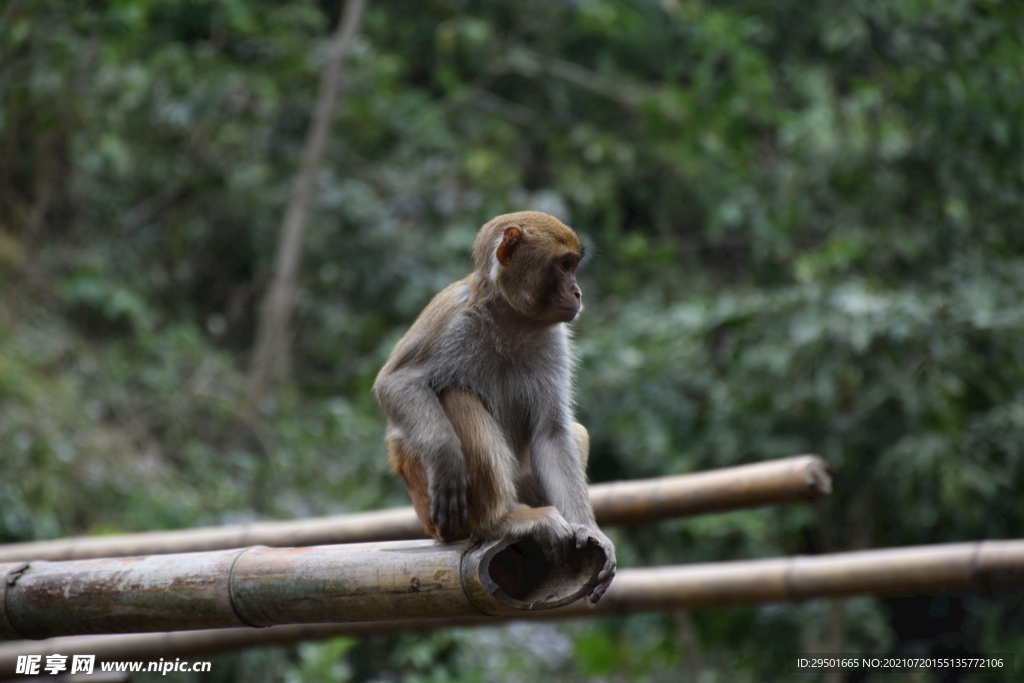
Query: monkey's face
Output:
[[541, 251, 583, 323], [484, 212, 586, 324]]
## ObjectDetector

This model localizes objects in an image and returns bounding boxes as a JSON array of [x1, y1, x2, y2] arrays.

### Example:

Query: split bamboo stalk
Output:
[[0, 537, 608, 641], [0, 539, 1021, 670], [0, 455, 830, 563]]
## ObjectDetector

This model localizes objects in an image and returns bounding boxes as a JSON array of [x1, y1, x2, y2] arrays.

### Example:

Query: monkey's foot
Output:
[[570, 525, 616, 604]]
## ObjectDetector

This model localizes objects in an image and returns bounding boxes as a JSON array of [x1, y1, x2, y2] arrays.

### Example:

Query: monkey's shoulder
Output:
[[416, 278, 474, 326], [386, 279, 473, 354], [381, 274, 573, 388]]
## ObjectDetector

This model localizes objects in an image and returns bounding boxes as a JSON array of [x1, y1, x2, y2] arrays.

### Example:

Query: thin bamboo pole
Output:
[[0, 539, 1021, 672], [0, 455, 830, 563], [0, 537, 608, 641]]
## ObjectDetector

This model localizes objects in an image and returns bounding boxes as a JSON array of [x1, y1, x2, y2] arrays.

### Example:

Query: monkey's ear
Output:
[[495, 226, 522, 266]]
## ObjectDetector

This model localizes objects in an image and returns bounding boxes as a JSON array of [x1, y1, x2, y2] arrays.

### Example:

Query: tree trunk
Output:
[[248, 0, 367, 402]]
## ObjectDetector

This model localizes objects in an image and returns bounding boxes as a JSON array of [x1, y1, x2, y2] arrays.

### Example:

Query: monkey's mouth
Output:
[[552, 305, 581, 323]]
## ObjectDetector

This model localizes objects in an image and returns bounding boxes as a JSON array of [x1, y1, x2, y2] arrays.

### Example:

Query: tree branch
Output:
[[248, 0, 368, 403]]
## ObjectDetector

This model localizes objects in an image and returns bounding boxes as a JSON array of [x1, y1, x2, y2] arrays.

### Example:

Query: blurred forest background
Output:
[[2, 0, 1024, 680]]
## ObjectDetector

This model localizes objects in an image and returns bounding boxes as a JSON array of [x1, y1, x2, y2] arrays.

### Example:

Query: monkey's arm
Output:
[[530, 422, 596, 526], [373, 366, 468, 540], [531, 417, 617, 603]]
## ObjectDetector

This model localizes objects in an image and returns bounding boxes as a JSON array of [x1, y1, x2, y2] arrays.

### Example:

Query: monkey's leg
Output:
[[441, 389, 574, 558], [570, 421, 590, 469], [386, 439, 440, 539], [439, 388, 518, 537], [568, 421, 616, 603], [515, 421, 590, 505]]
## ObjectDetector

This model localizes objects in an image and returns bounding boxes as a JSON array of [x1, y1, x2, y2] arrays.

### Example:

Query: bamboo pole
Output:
[[1, 539, 1021, 671], [0, 537, 608, 641], [0, 455, 830, 563]]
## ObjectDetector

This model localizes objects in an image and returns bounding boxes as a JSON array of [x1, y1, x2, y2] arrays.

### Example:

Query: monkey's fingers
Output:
[[587, 582, 608, 605], [536, 526, 573, 566], [596, 562, 616, 584], [587, 567, 615, 605], [447, 496, 465, 539], [541, 536, 567, 566], [573, 526, 590, 550], [586, 531, 617, 584], [430, 486, 467, 541]]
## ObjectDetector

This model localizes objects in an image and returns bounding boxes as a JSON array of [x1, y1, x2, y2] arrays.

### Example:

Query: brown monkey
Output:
[[373, 211, 615, 603]]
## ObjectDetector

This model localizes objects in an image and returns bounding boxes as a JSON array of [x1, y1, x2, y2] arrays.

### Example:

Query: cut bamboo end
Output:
[[463, 536, 608, 613]]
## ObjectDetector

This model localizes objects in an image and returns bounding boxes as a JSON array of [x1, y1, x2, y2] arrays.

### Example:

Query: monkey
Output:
[[373, 211, 615, 604]]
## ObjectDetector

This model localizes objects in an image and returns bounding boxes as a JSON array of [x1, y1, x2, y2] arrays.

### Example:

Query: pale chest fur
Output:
[[431, 312, 575, 450]]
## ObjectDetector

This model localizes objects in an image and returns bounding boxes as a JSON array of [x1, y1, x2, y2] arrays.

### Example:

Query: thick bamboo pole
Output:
[[0, 455, 830, 563], [1, 539, 1021, 671], [0, 538, 608, 641]]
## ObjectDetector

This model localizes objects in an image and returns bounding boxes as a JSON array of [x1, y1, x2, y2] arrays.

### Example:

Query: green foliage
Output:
[[2, 0, 1023, 680], [287, 637, 357, 683]]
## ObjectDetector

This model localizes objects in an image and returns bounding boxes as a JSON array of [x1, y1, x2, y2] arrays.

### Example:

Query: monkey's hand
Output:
[[428, 459, 469, 542], [529, 508, 576, 566], [573, 525, 616, 605]]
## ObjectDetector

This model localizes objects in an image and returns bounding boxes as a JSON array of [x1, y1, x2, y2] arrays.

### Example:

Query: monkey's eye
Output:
[[558, 255, 576, 272]]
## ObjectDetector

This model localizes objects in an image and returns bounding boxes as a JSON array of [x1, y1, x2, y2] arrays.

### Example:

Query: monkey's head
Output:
[[473, 211, 584, 324]]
